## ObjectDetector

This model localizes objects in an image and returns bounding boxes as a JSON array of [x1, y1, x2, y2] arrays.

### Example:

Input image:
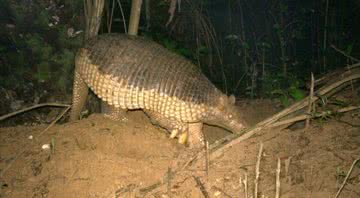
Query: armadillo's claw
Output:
[[170, 129, 179, 139], [178, 132, 188, 145]]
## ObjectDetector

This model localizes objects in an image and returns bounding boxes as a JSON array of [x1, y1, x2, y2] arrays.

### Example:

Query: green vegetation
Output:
[[0, 0, 358, 104], [0, 0, 83, 93]]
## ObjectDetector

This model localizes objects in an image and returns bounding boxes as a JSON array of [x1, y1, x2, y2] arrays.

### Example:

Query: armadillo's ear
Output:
[[218, 95, 227, 110], [229, 95, 236, 105]]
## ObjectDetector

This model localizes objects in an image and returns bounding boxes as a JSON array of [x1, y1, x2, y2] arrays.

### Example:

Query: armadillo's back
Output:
[[75, 34, 221, 122]]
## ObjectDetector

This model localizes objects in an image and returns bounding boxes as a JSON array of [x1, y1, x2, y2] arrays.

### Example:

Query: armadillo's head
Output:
[[205, 94, 247, 133]]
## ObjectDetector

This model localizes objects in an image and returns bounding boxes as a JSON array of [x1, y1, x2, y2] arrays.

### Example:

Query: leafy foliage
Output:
[[0, 0, 84, 93], [263, 74, 306, 106]]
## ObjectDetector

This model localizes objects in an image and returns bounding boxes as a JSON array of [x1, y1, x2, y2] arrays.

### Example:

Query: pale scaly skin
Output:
[[70, 34, 247, 148]]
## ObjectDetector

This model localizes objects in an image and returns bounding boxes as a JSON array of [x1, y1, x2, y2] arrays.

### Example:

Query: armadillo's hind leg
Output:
[[101, 102, 128, 121], [69, 71, 89, 121]]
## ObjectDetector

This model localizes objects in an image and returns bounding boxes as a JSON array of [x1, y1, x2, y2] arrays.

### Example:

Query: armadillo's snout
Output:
[[226, 118, 247, 133], [207, 104, 247, 134]]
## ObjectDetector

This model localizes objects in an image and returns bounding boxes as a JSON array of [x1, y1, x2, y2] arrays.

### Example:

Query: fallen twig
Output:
[[275, 158, 281, 198], [38, 105, 71, 136], [335, 158, 360, 198], [268, 105, 360, 128], [243, 173, 248, 198], [193, 176, 210, 198], [310, 62, 360, 89], [0, 103, 70, 121], [305, 73, 315, 129], [331, 44, 360, 63], [254, 143, 264, 198]]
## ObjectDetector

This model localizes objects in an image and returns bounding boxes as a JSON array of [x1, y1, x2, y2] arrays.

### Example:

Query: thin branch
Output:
[[275, 158, 281, 198], [331, 44, 360, 63], [0, 103, 70, 121], [244, 173, 248, 198], [269, 105, 360, 128], [335, 158, 360, 198], [38, 105, 71, 137], [193, 176, 210, 198], [305, 73, 314, 129], [116, 0, 128, 33], [254, 142, 264, 198], [106, 0, 115, 33]]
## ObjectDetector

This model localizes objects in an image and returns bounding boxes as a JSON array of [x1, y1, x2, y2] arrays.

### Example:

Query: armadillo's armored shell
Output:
[[75, 34, 222, 123]]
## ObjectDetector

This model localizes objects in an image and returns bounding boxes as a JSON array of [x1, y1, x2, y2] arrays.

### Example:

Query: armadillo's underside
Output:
[[70, 34, 223, 146]]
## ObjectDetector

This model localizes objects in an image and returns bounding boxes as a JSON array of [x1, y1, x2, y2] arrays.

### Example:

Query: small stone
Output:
[[42, 144, 50, 150], [214, 191, 222, 196]]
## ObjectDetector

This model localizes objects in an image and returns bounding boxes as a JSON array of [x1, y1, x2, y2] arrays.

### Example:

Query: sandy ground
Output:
[[0, 99, 359, 198]]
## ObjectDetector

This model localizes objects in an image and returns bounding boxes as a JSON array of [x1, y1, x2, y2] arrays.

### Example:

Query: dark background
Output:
[[0, 0, 359, 109]]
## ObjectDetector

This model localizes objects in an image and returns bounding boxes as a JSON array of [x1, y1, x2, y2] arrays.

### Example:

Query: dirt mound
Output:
[[0, 101, 359, 197]]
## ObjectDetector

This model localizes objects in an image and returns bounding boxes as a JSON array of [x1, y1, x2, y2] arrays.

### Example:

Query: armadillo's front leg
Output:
[[101, 102, 128, 121], [186, 122, 205, 148], [69, 71, 89, 121]]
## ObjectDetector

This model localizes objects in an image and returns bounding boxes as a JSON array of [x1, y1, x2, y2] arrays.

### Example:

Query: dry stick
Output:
[[254, 142, 264, 198], [0, 103, 70, 121], [116, 0, 127, 33], [269, 105, 360, 128], [305, 73, 315, 129], [106, 0, 115, 33], [335, 158, 360, 198], [244, 173, 248, 198], [275, 158, 281, 198], [348, 62, 360, 69], [312, 63, 360, 88], [38, 105, 71, 137], [193, 176, 210, 198], [330, 44, 360, 63], [0, 104, 71, 178]]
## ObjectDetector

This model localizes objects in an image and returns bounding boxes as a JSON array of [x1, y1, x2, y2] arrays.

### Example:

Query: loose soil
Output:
[[0, 99, 359, 198]]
